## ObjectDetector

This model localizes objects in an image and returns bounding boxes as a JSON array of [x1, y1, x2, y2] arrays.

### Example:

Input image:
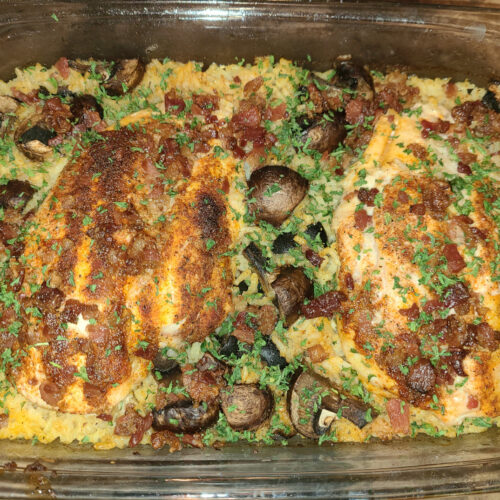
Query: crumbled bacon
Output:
[[410, 203, 426, 216], [467, 395, 479, 409], [457, 162, 472, 175], [399, 303, 419, 321], [54, 57, 70, 79], [386, 399, 410, 434], [443, 243, 466, 273], [114, 404, 153, 447], [164, 90, 186, 115], [420, 119, 450, 138], [244, 76, 264, 95], [357, 187, 379, 207], [301, 291, 347, 319], [344, 273, 354, 290], [305, 248, 323, 267], [11, 87, 39, 104], [407, 142, 428, 161], [354, 209, 371, 230]]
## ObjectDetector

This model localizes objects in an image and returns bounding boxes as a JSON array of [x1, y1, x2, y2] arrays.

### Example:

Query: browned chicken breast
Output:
[[5, 125, 236, 414], [335, 114, 500, 425]]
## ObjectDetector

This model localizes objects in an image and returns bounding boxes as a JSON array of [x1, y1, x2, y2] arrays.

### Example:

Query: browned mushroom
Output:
[[70, 94, 104, 123], [152, 399, 219, 433], [248, 165, 309, 227], [288, 371, 377, 439], [334, 60, 374, 100], [152, 348, 180, 377], [103, 59, 145, 96], [221, 384, 273, 431], [271, 266, 313, 327], [15, 115, 55, 161], [297, 114, 346, 153], [243, 242, 272, 294], [0, 180, 35, 211]]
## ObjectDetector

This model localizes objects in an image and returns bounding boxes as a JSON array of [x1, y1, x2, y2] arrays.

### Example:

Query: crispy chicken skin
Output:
[[334, 114, 500, 425], [7, 126, 235, 414]]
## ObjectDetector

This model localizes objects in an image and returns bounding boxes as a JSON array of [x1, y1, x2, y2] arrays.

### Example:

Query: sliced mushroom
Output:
[[15, 115, 55, 161], [297, 114, 346, 153], [260, 337, 288, 369], [288, 371, 377, 439], [272, 232, 298, 254], [0, 180, 35, 211], [482, 81, 500, 113], [271, 266, 313, 327], [243, 242, 272, 294], [248, 165, 309, 227], [219, 334, 246, 359], [152, 399, 219, 433], [313, 408, 338, 436], [103, 59, 145, 96], [304, 222, 328, 248], [70, 94, 104, 123], [221, 384, 273, 430], [152, 349, 180, 376], [334, 60, 374, 100], [68, 59, 113, 80]]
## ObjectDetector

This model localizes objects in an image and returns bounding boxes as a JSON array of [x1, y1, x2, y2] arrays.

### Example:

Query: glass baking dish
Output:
[[1, 1, 500, 498]]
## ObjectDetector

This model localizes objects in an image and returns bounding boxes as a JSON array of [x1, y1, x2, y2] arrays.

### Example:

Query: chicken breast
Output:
[[335, 113, 500, 425], [7, 125, 237, 414]]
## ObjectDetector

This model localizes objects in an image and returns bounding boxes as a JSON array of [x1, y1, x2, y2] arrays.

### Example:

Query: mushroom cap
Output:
[[221, 384, 273, 431], [248, 165, 309, 227]]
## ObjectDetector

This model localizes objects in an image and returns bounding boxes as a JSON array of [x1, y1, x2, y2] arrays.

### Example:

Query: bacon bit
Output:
[[453, 214, 473, 225], [55, 57, 70, 79], [345, 98, 366, 125], [244, 76, 264, 95], [233, 311, 255, 344], [182, 354, 225, 403], [43, 97, 72, 134], [445, 81, 457, 98], [458, 151, 477, 164], [467, 395, 479, 409], [476, 322, 499, 351], [407, 142, 428, 161], [97, 413, 113, 422], [398, 190, 409, 204], [421, 119, 450, 138], [114, 404, 153, 447], [457, 162, 472, 175], [423, 299, 444, 314], [443, 243, 466, 273], [334, 167, 344, 176], [442, 282, 470, 309], [233, 75, 241, 84], [231, 100, 262, 131], [11, 87, 39, 104], [181, 433, 203, 448], [357, 187, 379, 207], [386, 398, 410, 434], [0, 413, 8, 429], [301, 291, 347, 319], [410, 203, 426, 216], [164, 90, 185, 115], [354, 209, 371, 230], [306, 344, 328, 363], [305, 248, 323, 267], [128, 413, 153, 448], [399, 302, 419, 321], [151, 430, 182, 452], [345, 273, 354, 290], [268, 102, 287, 121]]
